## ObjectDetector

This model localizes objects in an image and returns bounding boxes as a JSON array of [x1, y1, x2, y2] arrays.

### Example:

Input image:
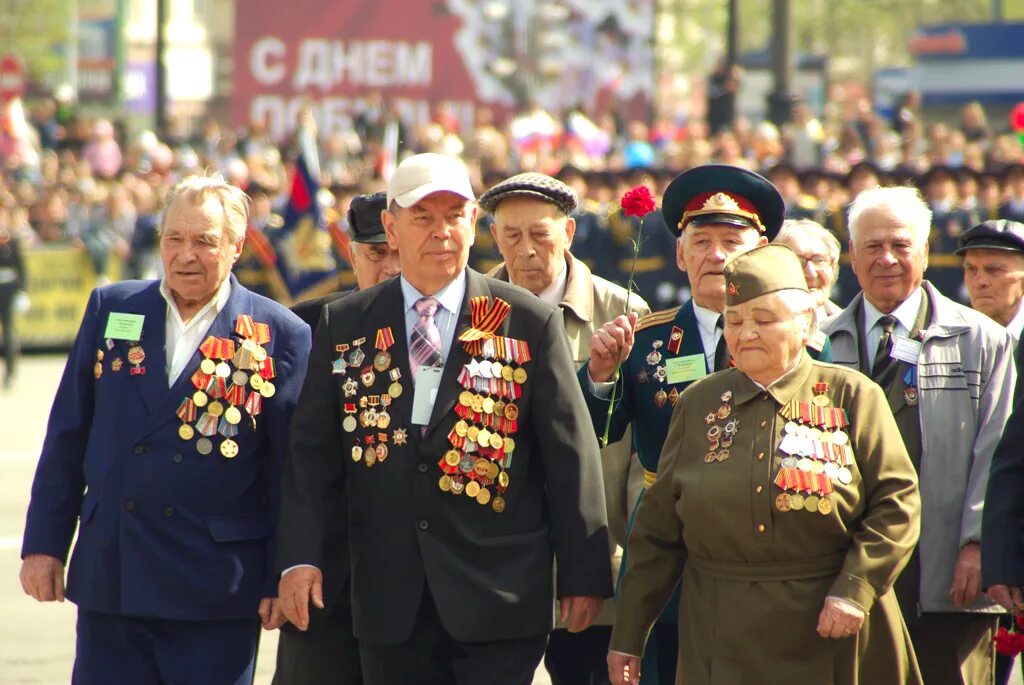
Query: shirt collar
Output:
[[538, 260, 568, 308], [1007, 300, 1024, 341], [159, 275, 232, 327], [400, 270, 467, 316], [693, 301, 723, 335], [863, 287, 923, 335]]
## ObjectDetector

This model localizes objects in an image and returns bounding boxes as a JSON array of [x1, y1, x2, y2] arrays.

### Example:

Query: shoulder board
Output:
[[808, 329, 828, 352], [636, 306, 682, 333]]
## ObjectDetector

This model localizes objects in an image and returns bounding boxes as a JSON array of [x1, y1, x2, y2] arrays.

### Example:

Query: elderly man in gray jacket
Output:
[[822, 186, 1015, 685]]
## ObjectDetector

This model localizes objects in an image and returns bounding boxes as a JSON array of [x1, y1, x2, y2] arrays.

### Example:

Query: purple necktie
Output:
[[409, 297, 442, 379]]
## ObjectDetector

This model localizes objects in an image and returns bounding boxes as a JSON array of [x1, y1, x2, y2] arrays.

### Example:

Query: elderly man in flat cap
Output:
[[957, 219, 1024, 341], [479, 172, 651, 685]]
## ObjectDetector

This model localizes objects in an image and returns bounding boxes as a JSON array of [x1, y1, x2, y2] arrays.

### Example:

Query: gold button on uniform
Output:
[[757, 452, 765, 461], [757, 524, 766, 533], [755, 485, 763, 493], [760, 420, 767, 428]]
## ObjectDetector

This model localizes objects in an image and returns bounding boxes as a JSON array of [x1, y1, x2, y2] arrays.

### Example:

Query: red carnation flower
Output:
[[621, 185, 656, 218], [996, 626, 1024, 656]]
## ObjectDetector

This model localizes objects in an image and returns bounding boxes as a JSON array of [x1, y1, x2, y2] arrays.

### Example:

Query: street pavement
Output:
[[0, 354, 1017, 684]]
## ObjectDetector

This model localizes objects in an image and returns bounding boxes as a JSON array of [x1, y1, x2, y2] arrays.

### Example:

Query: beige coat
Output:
[[611, 355, 922, 684], [490, 254, 650, 624]]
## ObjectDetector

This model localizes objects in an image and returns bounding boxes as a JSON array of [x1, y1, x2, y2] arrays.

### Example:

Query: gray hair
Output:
[[160, 173, 250, 244], [776, 219, 840, 263], [847, 186, 932, 247]]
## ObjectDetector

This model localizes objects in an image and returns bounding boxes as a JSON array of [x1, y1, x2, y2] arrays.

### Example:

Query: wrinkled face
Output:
[[963, 248, 1024, 326], [725, 292, 810, 381], [491, 197, 574, 295], [776, 232, 836, 308], [160, 195, 242, 307], [383, 191, 476, 290], [849, 207, 928, 313], [677, 224, 766, 309], [350, 241, 402, 290]]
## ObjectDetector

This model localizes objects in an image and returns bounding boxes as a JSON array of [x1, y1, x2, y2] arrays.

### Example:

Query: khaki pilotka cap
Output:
[[723, 244, 809, 306]]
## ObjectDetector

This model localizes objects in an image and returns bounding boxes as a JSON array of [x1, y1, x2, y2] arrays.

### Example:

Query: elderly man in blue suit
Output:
[[19, 174, 310, 685]]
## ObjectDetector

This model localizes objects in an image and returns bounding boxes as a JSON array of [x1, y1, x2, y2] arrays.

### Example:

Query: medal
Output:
[[352, 444, 363, 462], [343, 415, 357, 432], [214, 362, 231, 378], [220, 439, 239, 458], [775, 493, 791, 512], [646, 340, 663, 366], [904, 387, 918, 407], [201, 358, 216, 375], [349, 338, 366, 367], [789, 493, 805, 510], [250, 374, 264, 390], [804, 495, 820, 513], [465, 481, 481, 498], [445, 450, 461, 467], [207, 401, 225, 417], [111, 358, 123, 372], [636, 368, 650, 384], [837, 467, 853, 485], [259, 381, 276, 398], [476, 487, 491, 506], [439, 475, 452, 492], [459, 455, 475, 473], [127, 345, 146, 375], [377, 411, 391, 429], [498, 471, 510, 488], [94, 360, 103, 379], [342, 377, 358, 397], [196, 437, 213, 455], [225, 406, 242, 425], [501, 365, 514, 382], [513, 367, 528, 384], [492, 496, 506, 513], [716, 404, 731, 420], [375, 443, 388, 463], [178, 424, 194, 440], [231, 370, 248, 386], [360, 367, 375, 387], [654, 389, 668, 408], [176, 398, 197, 441], [668, 387, 680, 406], [667, 326, 683, 355], [450, 479, 465, 495], [393, 427, 408, 445], [818, 497, 833, 515]]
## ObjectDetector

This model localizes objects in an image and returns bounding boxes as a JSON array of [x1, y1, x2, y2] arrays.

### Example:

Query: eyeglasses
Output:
[[797, 254, 834, 269]]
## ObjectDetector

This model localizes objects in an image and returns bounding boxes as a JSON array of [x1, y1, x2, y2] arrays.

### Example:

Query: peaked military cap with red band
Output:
[[660, 164, 785, 240]]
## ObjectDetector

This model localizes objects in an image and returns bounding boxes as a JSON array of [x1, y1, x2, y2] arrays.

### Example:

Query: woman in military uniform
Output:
[[608, 244, 922, 685]]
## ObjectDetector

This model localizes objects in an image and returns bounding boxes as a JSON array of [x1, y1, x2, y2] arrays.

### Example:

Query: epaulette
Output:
[[808, 328, 828, 352], [636, 307, 681, 333]]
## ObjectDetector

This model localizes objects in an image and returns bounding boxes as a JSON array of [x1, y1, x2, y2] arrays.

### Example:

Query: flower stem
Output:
[[602, 224, 644, 447]]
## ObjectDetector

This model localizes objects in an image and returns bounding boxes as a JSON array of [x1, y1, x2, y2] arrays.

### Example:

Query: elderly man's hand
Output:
[[589, 313, 640, 383], [560, 595, 602, 633], [278, 567, 324, 631], [20, 554, 65, 602], [816, 596, 865, 639], [608, 651, 641, 685], [987, 584, 1024, 613], [951, 542, 981, 608], [258, 597, 287, 630]]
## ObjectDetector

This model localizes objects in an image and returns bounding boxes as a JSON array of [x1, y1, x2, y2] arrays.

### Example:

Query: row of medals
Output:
[[337, 342, 407, 467], [773, 392, 853, 516], [93, 344, 146, 379], [640, 340, 680, 408], [439, 358, 528, 513], [703, 390, 737, 462], [183, 347, 276, 458]]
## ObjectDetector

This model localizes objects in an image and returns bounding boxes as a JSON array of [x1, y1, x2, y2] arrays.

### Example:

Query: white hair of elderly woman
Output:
[[847, 186, 933, 247], [159, 173, 251, 244], [776, 219, 841, 265]]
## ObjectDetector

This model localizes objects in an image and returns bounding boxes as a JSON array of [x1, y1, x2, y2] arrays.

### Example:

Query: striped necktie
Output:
[[409, 297, 443, 379]]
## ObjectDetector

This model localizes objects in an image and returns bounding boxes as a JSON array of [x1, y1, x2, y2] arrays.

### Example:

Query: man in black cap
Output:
[[958, 219, 1024, 340], [275, 192, 398, 685], [579, 164, 831, 685], [290, 192, 400, 329], [479, 172, 651, 685]]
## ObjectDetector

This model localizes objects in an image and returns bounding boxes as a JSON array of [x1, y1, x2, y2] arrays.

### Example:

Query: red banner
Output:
[[233, 0, 654, 141]]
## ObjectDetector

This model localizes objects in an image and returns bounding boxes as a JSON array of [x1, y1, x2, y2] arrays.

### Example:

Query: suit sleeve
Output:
[[275, 306, 346, 572], [577, 347, 640, 448], [260, 315, 310, 595], [828, 380, 921, 613], [532, 307, 612, 599], [609, 392, 688, 657], [984, 375, 1024, 588], [21, 288, 102, 562], [961, 329, 1015, 550]]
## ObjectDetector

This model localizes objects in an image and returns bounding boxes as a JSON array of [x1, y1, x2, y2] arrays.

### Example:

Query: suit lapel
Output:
[[121, 283, 169, 416], [425, 270, 490, 436], [137, 276, 253, 437], [672, 301, 710, 371]]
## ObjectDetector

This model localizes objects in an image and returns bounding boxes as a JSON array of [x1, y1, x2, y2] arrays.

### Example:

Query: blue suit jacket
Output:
[[21, 275, 310, 621]]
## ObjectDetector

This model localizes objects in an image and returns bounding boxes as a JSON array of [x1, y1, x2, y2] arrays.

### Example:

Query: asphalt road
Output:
[[0, 354, 1017, 684]]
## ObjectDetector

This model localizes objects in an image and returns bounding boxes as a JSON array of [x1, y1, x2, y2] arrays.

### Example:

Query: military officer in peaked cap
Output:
[[274, 192, 399, 685], [579, 164, 832, 685], [608, 244, 921, 685], [479, 171, 651, 685]]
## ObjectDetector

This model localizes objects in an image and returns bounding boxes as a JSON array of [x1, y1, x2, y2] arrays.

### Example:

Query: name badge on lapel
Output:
[[104, 313, 145, 340], [890, 336, 922, 365], [412, 366, 443, 425]]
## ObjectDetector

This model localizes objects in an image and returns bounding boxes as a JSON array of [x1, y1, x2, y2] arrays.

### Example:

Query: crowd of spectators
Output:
[[1, 90, 1023, 288]]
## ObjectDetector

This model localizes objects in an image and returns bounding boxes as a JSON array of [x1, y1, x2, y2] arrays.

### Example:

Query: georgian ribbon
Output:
[[459, 297, 512, 356]]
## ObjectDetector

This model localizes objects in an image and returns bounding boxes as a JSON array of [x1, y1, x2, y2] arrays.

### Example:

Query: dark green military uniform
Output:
[[610, 245, 922, 685]]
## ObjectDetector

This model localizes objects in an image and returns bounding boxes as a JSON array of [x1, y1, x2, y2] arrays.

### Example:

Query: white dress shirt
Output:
[[159, 276, 232, 387], [1006, 300, 1024, 343], [862, 288, 924, 357], [399, 270, 467, 366], [538, 262, 568, 308]]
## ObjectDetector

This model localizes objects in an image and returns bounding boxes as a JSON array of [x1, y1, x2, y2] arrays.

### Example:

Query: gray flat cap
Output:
[[478, 172, 579, 216]]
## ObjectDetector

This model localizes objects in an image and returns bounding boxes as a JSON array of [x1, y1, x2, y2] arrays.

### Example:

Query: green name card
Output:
[[665, 353, 707, 384], [104, 312, 145, 341]]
